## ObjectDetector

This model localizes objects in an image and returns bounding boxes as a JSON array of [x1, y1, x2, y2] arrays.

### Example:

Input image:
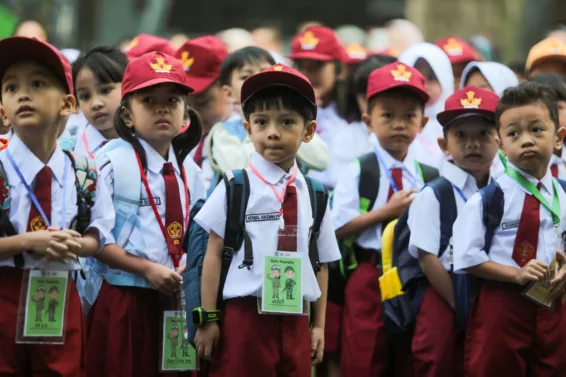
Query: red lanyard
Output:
[[249, 163, 298, 228], [82, 131, 107, 160], [135, 152, 190, 268]]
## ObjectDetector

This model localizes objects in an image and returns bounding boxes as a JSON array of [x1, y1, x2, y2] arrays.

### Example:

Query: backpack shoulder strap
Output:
[[222, 169, 252, 267], [427, 177, 457, 256], [416, 162, 440, 183], [0, 159, 21, 267], [557, 178, 566, 193], [357, 152, 380, 213], [305, 177, 328, 274], [479, 182, 504, 254], [63, 150, 97, 234]]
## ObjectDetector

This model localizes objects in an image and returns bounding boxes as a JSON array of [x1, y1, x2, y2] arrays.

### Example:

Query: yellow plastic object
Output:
[[379, 267, 404, 300], [381, 219, 398, 275]]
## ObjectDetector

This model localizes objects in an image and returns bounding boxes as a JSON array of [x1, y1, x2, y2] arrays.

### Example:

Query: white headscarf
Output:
[[460, 62, 519, 96]]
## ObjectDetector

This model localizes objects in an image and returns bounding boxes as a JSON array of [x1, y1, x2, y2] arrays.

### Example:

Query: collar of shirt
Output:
[[441, 159, 479, 193], [250, 151, 304, 186], [506, 161, 554, 195], [84, 124, 107, 149], [7, 133, 66, 186], [374, 137, 419, 177], [138, 138, 181, 175]]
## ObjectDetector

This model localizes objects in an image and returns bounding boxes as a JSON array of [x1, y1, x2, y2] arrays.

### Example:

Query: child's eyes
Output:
[[255, 119, 267, 126], [100, 86, 113, 95], [31, 80, 45, 88], [532, 126, 543, 133], [169, 97, 180, 103], [142, 96, 154, 103], [405, 113, 416, 119], [3, 84, 16, 93], [507, 131, 518, 137], [78, 93, 90, 101], [455, 131, 464, 138], [281, 119, 295, 126], [239, 75, 250, 81], [382, 113, 392, 119]]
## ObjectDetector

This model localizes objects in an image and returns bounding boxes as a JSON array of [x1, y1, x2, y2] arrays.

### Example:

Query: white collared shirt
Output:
[[0, 134, 115, 270], [194, 152, 341, 302], [408, 160, 482, 270], [99, 139, 207, 268], [332, 139, 425, 251], [453, 162, 566, 272], [73, 125, 108, 159], [550, 145, 566, 180]]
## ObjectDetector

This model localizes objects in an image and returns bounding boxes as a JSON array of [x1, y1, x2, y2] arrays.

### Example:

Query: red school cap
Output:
[[344, 43, 369, 64], [240, 64, 317, 117], [175, 35, 228, 94], [121, 51, 194, 100], [366, 62, 428, 103], [436, 86, 499, 127], [0, 37, 74, 97], [435, 37, 478, 65], [125, 34, 176, 60], [287, 26, 347, 62]]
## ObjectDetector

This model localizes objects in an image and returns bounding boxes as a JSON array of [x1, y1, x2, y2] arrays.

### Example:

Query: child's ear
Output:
[[556, 127, 566, 150], [221, 85, 236, 105], [362, 113, 371, 129], [183, 104, 190, 123], [420, 116, 429, 133], [120, 105, 134, 128], [0, 106, 8, 127], [60, 94, 76, 118], [303, 120, 317, 143], [437, 137, 450, 156], [243, 120, 252, 136]]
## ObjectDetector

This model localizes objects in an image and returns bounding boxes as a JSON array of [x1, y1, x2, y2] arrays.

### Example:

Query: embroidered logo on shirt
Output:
[[443, 38, 464, 56], [167, 221, 183, 245], [246, 212, 281, 222], [391, 64, 411, 82], [179, 51, 194, 72], [501, 220, 520, 230], [30, 216, 48, 231], [150, 57, 173, 73], [300, 31, 319, 50], [460, 91, 482, 109], [140, 197, 161, 206]]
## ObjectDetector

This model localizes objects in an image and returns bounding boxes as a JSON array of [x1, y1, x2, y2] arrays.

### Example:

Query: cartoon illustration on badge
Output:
[[181, 329, 190, 357], [168, 325, 179, 358], [32, 286, 46, 322], [266, 265, 281, 299], [47, 286, 59, 322], [282, 266, 297, 300]]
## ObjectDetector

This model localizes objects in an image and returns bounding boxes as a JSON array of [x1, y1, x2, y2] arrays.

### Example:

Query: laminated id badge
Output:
[[16, 270, 70, 344], [160, 310, 199, 372]]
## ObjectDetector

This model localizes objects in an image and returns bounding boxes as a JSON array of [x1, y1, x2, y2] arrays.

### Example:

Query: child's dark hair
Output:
[[531, 73, 566, 102], [219, 47, 276, 86], [242, 86, 316, 123], [367, 87, 426, 114], [72, 46, 128, 94], [496, 81, 559, 130], [115, 91, 203, 171], [49, 286, 59, 294]]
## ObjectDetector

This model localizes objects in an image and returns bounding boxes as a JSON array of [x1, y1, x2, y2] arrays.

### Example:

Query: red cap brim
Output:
[[0, 37, 72, 95], [437, 108, 495, 127], [122, 77, 193, 100], [287, 51, 334, 61]]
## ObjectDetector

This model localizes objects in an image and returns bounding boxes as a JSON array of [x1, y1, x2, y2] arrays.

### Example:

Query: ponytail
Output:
[[114, 96, 148, 171], [172, 107, 203, 169]]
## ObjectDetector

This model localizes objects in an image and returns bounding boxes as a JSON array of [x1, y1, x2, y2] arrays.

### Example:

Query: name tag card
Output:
[[160, 310, 199, 372], [16, 270, 70, 345], [522, 257, 561, 310]]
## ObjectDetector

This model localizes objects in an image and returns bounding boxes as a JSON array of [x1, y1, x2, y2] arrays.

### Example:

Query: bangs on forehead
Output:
[[135, 83, 187, 95], [243, 85, 316, 121], [84, 54, 124, 84], [2, 60, 66, 90]]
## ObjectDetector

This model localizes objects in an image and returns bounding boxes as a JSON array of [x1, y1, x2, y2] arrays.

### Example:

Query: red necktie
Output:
[[193, 136, 206, 168], [27, 166, 52, 232], [387, 168, 404, 200], [551, 163, 559, 178], [278, 185, 298, 252], [512, 183, 541, 267], [162, 162, 184, 266]]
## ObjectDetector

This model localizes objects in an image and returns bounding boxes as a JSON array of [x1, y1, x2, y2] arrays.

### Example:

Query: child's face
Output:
[[363, 93, 425, 161], [439, 119, 499, 175], [1, 61, 75, 134], [465, 71, 493, 92], [227, 60, 273, 107], [499, 102, 564, 178], [244, 107, 316, 171], [188, 83, 230, 131], [75, 67, 121, 132], [414, 59, 442, 106], [124, 83, 187, 145], [293, 60, 336, 107], [451, 62, 469, 92]]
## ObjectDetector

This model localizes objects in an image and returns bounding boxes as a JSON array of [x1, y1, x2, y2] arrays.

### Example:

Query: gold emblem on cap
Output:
[[273, 64, 284, 71], [30, 216, 48, 232], [347, 44, 367, 59], [391, 64, 411, 82], [300, 31, 319, 50], [150, 57, 173, 73], [126, 37, 138, 51], [167, 221, 182, 245], [461, 91, 482, 109], [443, 38, 464, 56], [179, 51, 194, 72]]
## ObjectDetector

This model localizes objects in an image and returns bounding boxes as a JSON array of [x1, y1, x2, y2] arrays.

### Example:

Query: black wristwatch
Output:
[[192, 307, 221, 326]]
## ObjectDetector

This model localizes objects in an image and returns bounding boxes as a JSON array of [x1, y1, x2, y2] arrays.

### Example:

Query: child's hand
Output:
[[143, 262, 182, 295], [310, 326, 324, 365], [25, 231, 77, 263], [195, 321, 220, 361], [514, 260, 549, 285], [383, 189, 417, 218], [176, 262, 186, 274], [549, 252, 566, 301], [48, 228, 83, 257]]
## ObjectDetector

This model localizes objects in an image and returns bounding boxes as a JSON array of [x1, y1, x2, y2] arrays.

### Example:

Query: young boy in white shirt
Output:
[[193, 64, 341, 377], [453, 82, 566, 376], [407, 87, 500, 377]]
